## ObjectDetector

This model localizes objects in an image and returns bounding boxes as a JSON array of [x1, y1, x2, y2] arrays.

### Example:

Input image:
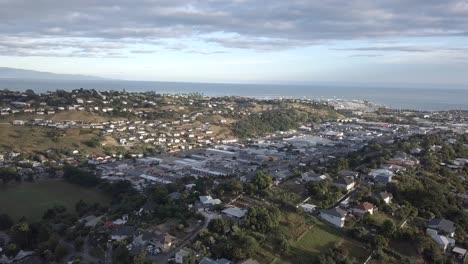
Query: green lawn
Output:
[[293, 222, 342, 254], [289, 221, 370, 263], [0, 180, 110, 221], [371, 212, 395, 226]]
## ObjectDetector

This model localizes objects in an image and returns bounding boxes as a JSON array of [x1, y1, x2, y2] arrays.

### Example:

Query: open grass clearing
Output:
[[0, 180, 110, 221]]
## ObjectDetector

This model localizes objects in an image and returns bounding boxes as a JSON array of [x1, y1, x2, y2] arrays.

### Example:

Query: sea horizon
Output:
[[0, 78, 467, 111]]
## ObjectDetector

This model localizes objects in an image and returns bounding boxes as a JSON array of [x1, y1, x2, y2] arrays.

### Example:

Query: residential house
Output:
[[273, 170, 293, 181], [302, 172, 329, 182], [338, 170, 359, 178], [12, 120, 26, 126], [333, 177, 355, 190], [379, 192, 393, 204], [78, 215, 103, 228], [199, 195, 222, 206], [154, 233, 177, 253], [369, 169, 394, 178], [426, 228, 455, 251], [222, 207, 248, 219], [352, 202, 375, 216], [300, 203, 316, 213], [386, 152, 419, 166], [320, 207, 347, 228], [369, 168, 394, 184], [452, 247, 467, 261], [133, 229, 157, 249], [428, 218, 456, 237], [113, 214, 128, 226], [375, 175, 393, 184], [380, 164, 406, 173], [111, 226, 135, 241]]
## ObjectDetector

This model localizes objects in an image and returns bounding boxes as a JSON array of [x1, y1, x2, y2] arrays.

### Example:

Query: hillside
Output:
[[0, 67, 105, 80]]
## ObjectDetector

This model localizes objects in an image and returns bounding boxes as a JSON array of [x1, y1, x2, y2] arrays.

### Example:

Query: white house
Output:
[[199, 195, 222, 206], [426, 228, 455, 251], [379, 192, 393, 204], [12, 120, 26, 125], [320, 207, 347, 228], [300, 203, 316, 213]]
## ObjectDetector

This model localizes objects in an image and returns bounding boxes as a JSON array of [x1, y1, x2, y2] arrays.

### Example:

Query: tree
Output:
[[317, 248, 356, 264], [252, 172, 272, 191], [208, 218, 230, 234], [370, 235, 388, 250], [74, 237, 84, 251], [112, 243, 132, 264], [75, 200, 89, 216], [10, 222, 31, 248], [230, 180, 243, 195], [5, 243, 19, 258], [381, 220, 396, 237], [54, 243, 69, 261], [63, 165, 99, 187], [183, 252, 197, 264], [0, 167, 17, 184], [418, 236, 444, 264], [244, 206, 279, 233], [336, 158, 349, 171], [0, 213, 13, 230], [279, 238, 290, 253], [133, 252, 152, 264]]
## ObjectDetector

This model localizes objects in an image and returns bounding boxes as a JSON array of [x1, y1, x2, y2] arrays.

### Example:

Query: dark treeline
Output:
[[233, 109, 309, 138]]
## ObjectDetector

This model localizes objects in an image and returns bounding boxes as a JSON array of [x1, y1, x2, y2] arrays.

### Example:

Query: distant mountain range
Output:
[[0, 67, 106, 81]]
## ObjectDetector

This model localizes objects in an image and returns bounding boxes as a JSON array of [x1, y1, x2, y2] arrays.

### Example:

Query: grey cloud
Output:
[[184, 50, 227, 55], [131, 50, 156, 54], [339, 45, 468, 53], [338, 46, 432, 53], [348, 54, 383, 58], [207, 37, 318, 51], [0, 0, 467, 54], [0, 36, 127, 58]]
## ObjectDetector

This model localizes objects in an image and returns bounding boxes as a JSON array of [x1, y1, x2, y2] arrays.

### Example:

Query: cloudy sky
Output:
[[0, 0, 467, 86]]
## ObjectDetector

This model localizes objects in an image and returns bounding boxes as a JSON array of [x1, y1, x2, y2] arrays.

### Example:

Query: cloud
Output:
[[184, 50, 227, 55], [0, 36, 128, 58], [0, 0, 467, 55], [339, 46, 432, 53], [348, 54, 383, 58], [207, 37, 318, 51], [130, 50, 156, 54]]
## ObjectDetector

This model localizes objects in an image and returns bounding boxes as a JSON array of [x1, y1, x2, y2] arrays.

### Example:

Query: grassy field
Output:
[[0, 180, 110, 221], [0, 124, 116, 154], [260, 219, 370, 264], [290, 221, 369, 263], [0, 111, 108, 123], [370, 211, 395, 226]]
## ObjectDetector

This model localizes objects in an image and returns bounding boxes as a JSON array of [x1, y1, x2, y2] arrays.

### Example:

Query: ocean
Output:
[[0, 79, 467, 111]]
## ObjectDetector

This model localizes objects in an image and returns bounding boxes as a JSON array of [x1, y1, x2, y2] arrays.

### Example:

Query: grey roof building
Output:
[[428, 218, 456, 235]]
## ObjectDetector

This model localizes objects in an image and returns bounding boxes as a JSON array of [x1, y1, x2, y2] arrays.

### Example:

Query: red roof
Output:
[[358, 202, 374, 211]]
